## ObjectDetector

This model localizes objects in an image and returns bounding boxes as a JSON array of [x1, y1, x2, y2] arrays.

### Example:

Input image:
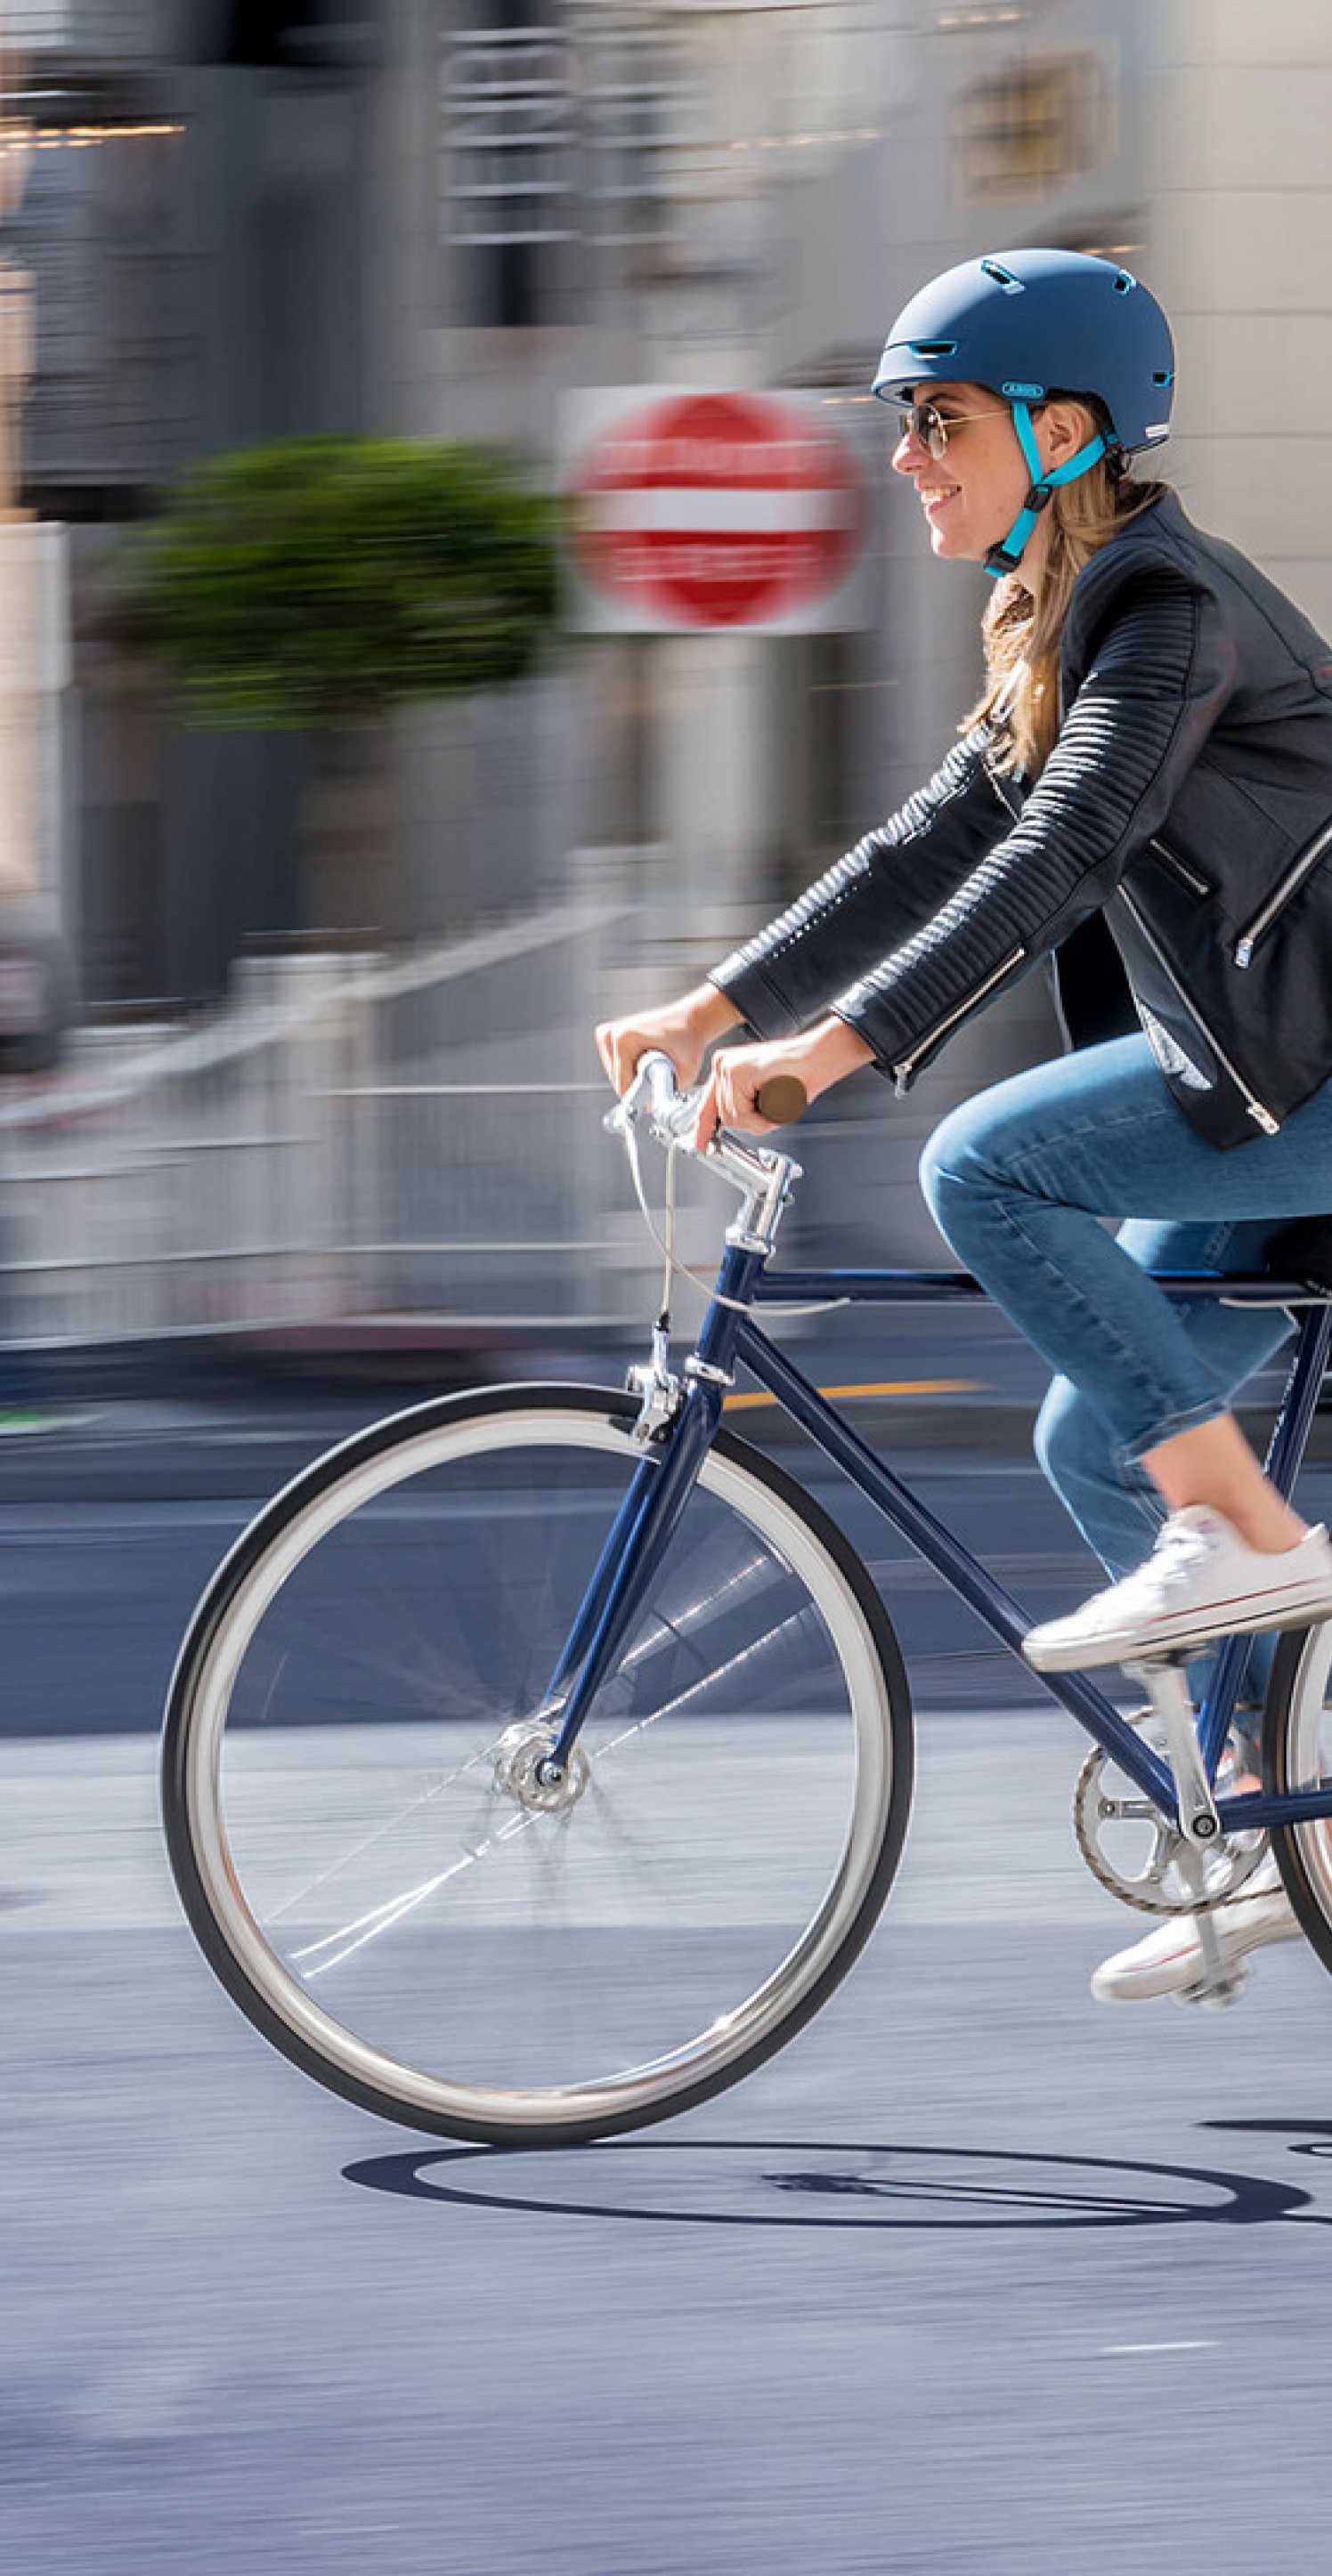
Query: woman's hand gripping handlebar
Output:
[[605, 1049, 804, 1213], [623, 1051, 807, 1140], [593, 990, 841, 1147], [619, 1048, 803, 1139]]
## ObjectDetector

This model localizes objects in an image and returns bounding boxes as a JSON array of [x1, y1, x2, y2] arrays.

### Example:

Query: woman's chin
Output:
[[928, 520, 984, 563]]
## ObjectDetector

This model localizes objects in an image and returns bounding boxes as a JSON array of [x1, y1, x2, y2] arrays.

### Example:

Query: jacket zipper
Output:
[[1233, 816, 1332, 967], [892, 947, 1026, 1093], [1148, 836, 1211, 899], [1117, 885, 1279, 1135], [986, 761, 1023, 823]]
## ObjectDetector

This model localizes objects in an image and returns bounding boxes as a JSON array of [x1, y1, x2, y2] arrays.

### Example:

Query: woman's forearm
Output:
[[684, 980, 745, 1044]]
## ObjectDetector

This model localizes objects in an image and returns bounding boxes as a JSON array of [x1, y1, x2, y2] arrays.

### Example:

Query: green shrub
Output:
[[109, 435, 563, 728]]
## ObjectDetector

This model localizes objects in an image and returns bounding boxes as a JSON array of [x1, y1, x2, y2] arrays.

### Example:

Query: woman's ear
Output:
[[1042, 398, 1093, 469]]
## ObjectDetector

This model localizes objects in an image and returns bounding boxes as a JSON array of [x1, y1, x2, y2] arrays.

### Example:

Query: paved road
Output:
[[8, 1404, 1332, 2572], [10, 1712, 1332, 2574]]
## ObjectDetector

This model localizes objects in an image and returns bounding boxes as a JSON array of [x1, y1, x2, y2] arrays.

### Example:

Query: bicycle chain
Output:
[[1071, 1709, 1267, 1917]]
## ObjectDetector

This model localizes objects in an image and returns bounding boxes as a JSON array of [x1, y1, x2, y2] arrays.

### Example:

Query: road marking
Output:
[[724, 1377, 981, 1410], [1100, 2340, 1217, 2356]]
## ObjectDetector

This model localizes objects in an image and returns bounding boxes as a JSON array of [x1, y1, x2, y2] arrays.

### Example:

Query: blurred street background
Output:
[[4, 0, 1325, 1380], [8, 4, 1332, 2571]]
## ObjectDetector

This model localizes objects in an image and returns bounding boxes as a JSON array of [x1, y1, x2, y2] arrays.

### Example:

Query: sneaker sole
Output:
[[1091, 1900, 1300, 2002], [1026, 1589, 1332, 1673], [1092, 1926, 1218, 2002]]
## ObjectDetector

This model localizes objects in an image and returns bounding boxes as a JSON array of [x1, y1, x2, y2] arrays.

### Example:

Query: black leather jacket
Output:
[[711, 489, 1332, 1149]]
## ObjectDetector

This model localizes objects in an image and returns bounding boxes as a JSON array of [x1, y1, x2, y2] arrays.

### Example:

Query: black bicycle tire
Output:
[[161, 1381, 915, 2148], [1263, 1624, 1332, 1973]]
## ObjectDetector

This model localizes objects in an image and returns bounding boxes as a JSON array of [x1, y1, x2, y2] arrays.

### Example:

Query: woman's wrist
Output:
[[684, 980, 744, 1044], [800, 1014, 875, 1095]]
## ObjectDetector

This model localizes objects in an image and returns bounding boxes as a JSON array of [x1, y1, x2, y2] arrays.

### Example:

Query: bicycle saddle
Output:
[[1264, 1214, 1332, 1295]]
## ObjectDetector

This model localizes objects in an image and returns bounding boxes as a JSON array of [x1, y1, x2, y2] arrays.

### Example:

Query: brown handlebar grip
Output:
[[754, 1075, 808, 1127]]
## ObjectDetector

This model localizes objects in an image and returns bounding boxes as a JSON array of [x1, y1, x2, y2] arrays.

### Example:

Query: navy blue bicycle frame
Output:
[[547, 1252, 1332, 1836]]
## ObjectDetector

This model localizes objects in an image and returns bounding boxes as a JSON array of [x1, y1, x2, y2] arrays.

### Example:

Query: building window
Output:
[[955, 53, 1107, 200], [440, 2, 574, 325]]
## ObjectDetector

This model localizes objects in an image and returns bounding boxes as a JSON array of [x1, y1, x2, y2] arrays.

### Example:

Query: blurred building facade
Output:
[[11, 0, 380, 1005]]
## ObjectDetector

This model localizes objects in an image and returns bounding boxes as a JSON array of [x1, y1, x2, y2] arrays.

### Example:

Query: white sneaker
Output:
[[1024, 1506, 1332, 1673], [1091, 1853, 1299, 2004]]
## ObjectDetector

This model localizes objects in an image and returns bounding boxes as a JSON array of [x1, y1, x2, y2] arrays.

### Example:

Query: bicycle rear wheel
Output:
[[1263, 1622, 1332, 1971], [162, 1384, 912, 2147]]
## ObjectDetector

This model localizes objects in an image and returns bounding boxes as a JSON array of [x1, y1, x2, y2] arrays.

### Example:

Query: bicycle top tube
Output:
[[749, 1267, 1332, 1306]]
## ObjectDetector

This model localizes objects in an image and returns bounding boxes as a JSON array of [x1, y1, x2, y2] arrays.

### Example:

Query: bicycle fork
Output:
[[536, 1243, 768, 1784], [538, 1376, 726, 1784]]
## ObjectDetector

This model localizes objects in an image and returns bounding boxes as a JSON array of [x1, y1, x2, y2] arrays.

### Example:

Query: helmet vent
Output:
[[909, 338, 957, 358], [1114, 270, 1138, 295], [980, 260, 1023, 294], [1152, 369, 1174, 386]]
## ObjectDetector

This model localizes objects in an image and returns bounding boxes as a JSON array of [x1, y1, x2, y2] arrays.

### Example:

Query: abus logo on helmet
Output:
[[1002, 381, 1044, 398]]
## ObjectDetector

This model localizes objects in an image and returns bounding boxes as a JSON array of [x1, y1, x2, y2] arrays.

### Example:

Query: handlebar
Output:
[[622, 1052, 806, 1133], [624, 1049, 695, 1138], [752, 1073, 808, 1127], [605, 1049, 803, 1223]]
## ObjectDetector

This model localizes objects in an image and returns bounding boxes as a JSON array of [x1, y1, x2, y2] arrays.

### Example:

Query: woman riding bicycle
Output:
[[597, 245, 1332, 2010]]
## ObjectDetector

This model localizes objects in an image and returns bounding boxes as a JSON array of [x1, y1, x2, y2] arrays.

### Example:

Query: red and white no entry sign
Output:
[[566, 389, 865, 631]]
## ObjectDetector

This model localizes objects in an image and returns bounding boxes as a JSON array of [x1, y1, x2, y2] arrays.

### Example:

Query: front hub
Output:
[[492, 1718, 591, 1814]]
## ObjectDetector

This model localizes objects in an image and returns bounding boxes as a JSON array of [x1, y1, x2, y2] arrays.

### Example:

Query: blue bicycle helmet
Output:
[[872, 247, 1175, 578]]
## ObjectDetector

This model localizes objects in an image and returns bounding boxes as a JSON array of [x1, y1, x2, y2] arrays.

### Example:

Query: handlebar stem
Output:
[[605, 1049, 801, 1259]]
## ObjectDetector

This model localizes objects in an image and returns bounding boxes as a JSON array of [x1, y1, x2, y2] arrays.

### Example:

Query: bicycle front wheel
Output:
[[162, 1384, 913, 2147]]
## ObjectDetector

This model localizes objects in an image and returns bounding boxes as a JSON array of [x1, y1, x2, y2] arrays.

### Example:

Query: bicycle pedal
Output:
[[1171, 1961, 1251, 2012]]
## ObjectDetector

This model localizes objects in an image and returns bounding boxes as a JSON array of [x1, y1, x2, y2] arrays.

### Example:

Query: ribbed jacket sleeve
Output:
[[709, 722, 1008, 1037], [829, 560, 1239, 1078]]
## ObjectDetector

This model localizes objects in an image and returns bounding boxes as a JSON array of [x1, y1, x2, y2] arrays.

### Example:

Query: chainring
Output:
[[1072, 1708, 1267, 1916]]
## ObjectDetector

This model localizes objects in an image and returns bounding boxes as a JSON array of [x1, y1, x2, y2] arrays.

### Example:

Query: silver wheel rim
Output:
[[176, 1405, 897, 2129], [1279, 1622, 1332, 1903]]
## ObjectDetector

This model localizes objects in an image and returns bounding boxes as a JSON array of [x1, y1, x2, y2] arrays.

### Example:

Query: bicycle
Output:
[[161, 1053, 1332, 2148]]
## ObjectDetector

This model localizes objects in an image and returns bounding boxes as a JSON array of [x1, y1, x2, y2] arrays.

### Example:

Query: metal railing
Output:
[[0, 845, 1072, 1355], [0, 896, 640, 1349]]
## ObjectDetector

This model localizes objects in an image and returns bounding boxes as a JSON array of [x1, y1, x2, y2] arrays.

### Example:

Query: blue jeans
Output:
[[920, 1034, 1332, 1724]]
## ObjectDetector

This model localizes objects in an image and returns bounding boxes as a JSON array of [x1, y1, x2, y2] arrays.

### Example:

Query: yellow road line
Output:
[[723, 1377, 981, 1411]]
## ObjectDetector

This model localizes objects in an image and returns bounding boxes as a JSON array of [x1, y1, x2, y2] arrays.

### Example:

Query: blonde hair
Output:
[[964, 392, 1167, 779]]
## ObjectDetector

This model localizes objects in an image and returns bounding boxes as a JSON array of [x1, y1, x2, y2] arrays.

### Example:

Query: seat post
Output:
[[1198, 1301, 1332, 1778], [1263, 1304, 1332, 1504]]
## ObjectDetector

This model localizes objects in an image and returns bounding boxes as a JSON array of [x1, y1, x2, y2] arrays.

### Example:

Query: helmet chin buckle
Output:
[[984, 539, 1027, 577], [983, 479, 1054, 579]]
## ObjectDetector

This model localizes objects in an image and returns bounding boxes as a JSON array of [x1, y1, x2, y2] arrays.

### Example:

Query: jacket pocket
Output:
[[1233, 815, 1332, 968], [1146, 836, 1212, 900]]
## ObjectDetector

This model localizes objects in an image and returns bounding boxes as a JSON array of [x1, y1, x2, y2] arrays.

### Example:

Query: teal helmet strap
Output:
[[983, 401, 1107, 580]]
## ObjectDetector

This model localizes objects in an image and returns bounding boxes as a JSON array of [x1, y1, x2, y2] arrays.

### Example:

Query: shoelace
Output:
[[1148, 1516, 1222, 1592]]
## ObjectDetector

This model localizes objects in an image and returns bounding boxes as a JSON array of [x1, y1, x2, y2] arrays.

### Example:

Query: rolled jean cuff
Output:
[[1115, 1397, 1230, 1472]]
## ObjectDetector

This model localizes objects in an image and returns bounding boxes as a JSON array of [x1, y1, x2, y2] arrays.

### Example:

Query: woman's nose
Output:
[[892, 430, 927, 475]]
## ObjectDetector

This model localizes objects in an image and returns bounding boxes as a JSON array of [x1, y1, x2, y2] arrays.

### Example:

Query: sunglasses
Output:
[[897, 401, 1017, 459]]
